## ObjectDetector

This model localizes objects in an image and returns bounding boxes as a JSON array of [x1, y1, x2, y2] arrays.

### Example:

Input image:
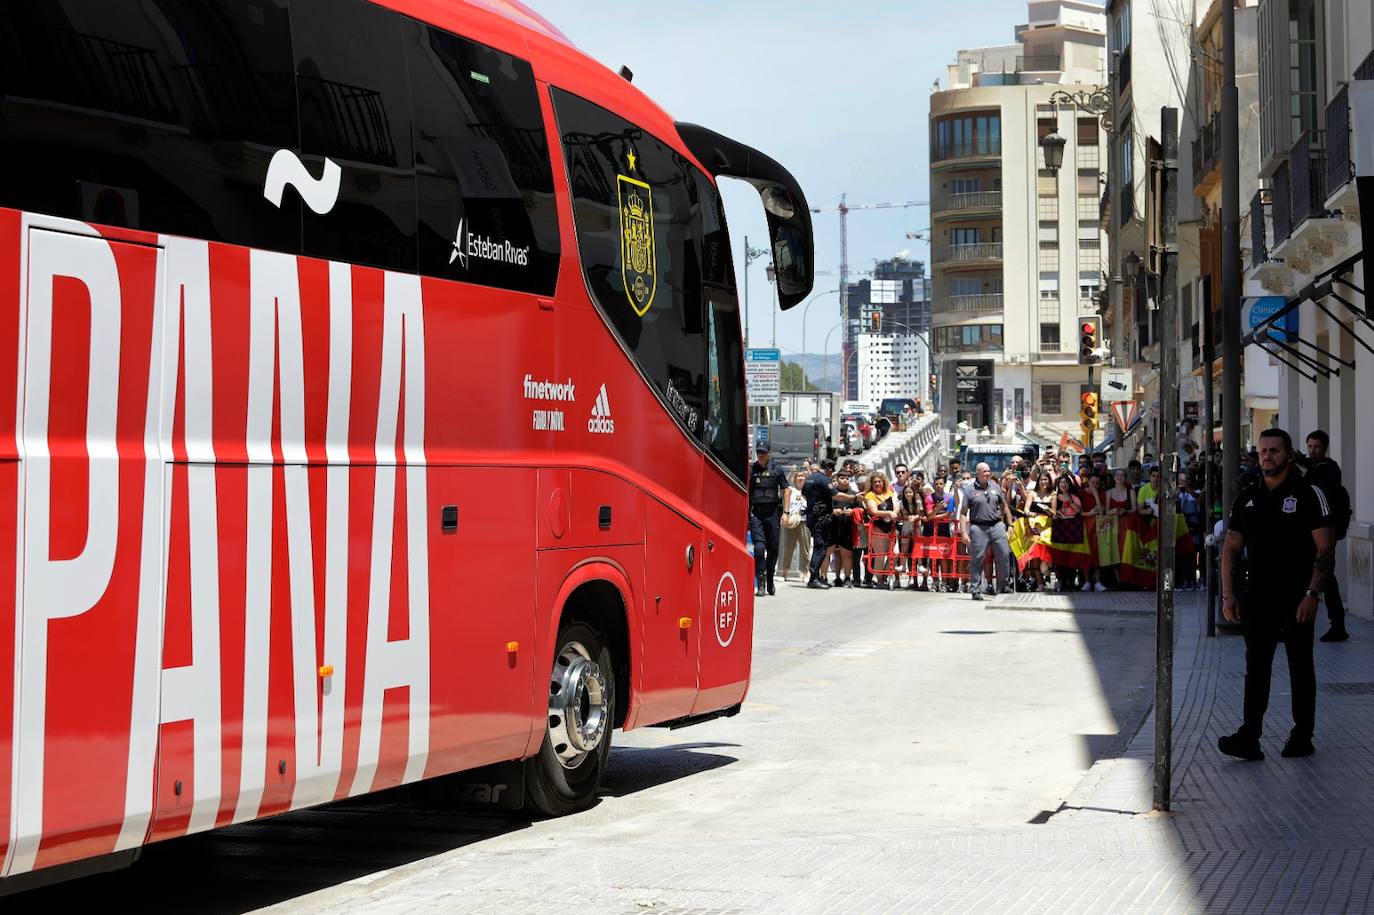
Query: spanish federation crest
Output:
[[1282, 496, 1298, 514], [617, 171, 656, 316]]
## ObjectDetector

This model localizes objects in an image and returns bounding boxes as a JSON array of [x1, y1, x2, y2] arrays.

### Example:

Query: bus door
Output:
[[637, 499, 701, 724], [9, 224, 162, 875]]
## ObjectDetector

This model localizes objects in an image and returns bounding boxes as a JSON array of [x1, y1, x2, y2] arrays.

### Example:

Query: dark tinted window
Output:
[[706, 291, 746, 484], [0, 0, 300, 251], [552, 88, 716, 445], [292, 0, 415, 271], [405, 22, 559, 292]]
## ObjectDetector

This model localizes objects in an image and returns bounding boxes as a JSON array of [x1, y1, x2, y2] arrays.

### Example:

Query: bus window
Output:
[[292, 0, 416, 272], [0, 0, 300, 253], [707, 294, 746, 484], [404, 21, 560, 292], [551, 88, 707, 440]]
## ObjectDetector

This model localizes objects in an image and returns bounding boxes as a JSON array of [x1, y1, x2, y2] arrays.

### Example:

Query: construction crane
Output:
[[809, 194, 930, 397]]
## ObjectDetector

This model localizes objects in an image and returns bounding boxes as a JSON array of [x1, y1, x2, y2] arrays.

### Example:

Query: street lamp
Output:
[[1124, 251, 1142, 280], [799, 289, 840, 387], [1040, 130, 1067, 172]]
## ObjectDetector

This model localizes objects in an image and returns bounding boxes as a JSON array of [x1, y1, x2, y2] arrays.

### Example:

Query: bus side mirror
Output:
[[674, 122, 815, 310]]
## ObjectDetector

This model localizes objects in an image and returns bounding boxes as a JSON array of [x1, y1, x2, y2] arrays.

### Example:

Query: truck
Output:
[[777, 390, 842, 458]]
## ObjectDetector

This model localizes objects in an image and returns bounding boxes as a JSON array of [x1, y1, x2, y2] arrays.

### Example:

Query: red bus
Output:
[[0, 0, 813, 891]]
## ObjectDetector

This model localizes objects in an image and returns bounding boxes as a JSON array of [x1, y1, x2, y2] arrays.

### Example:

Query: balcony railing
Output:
[[1250, 188, 1271, 270], [931, 140, 1002, 163], [935, 243, 1003, 264], [946, 293, 1004, 313], [1191, 110, 1221, 187], [1325, 86, 1353, 197], [943, 190, 1002, 211], [1356, 47, 1374, 80], [1272, 160, 1292, 244], [1017, 54, 1062, 72], [1290, 128, 1326, 229]]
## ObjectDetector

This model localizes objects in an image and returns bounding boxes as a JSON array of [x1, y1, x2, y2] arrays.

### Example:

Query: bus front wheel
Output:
[[525, 620, 614, 816]]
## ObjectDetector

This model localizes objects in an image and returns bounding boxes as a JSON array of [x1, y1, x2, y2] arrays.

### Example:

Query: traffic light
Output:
[[1078, 315, 1103, 365], [871, 310, 882, 332], [1079, 391, 1098, 437]]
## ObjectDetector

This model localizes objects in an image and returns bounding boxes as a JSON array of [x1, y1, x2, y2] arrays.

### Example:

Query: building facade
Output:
[[929, 0, 1110, 441], [855, 332, 932, 407], [1245, 0, 1374, 619], [844, 256, 931, 401]]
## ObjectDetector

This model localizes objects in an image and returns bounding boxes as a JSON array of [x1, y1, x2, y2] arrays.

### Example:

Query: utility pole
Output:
[[1153, 107, 1179, 813], [1221, 0, 1242, 526], [1203, 277, 1216, 637], [743, 233, 751, 347]]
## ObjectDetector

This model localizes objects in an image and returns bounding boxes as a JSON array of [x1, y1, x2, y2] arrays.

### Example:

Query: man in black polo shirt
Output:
[[1305, 430, 1351, 642], [1218, 428, 1336, 761]]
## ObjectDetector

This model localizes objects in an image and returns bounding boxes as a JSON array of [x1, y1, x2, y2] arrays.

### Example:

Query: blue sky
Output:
[[530, 0, 1040, 359]]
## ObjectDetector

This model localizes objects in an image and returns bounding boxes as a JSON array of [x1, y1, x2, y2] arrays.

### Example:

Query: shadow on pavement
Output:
[[8, 744, 736, 914]]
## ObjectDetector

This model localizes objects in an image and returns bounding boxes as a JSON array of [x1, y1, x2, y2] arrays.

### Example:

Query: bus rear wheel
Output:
[[525, 620, 614, 816]]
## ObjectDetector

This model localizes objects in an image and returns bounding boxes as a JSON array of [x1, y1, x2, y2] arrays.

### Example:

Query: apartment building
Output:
[[1244, 0, 1374, 618], [929, 0, 1109, 440]]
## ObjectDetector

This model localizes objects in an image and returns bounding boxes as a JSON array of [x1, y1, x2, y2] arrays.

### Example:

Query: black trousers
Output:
[[749, 511, 781, 581], [1241, 608, 1316, 741], [807, 515, 831, 580], [1325, 574, 1346, 629]]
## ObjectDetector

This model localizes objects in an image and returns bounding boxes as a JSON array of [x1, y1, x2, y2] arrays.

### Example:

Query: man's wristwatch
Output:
[[1304, 589, 1320, 599]]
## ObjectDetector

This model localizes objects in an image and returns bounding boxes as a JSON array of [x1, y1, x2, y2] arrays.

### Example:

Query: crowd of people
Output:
[[752, 427, 1351, 626]]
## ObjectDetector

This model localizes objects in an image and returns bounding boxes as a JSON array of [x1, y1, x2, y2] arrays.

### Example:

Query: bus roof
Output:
[[376, 0, 704, 173], [965, 444, 1038, 453]]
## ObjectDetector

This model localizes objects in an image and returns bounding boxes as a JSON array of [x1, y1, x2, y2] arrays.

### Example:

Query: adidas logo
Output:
[[588, 384, 616, 434], [1245, 500, 1255, 508]]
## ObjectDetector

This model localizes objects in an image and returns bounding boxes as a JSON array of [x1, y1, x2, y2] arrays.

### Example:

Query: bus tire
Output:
[[525, 620, 614, 816]]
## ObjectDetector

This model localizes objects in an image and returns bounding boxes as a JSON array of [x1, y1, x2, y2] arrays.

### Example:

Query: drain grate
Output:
[[1318, 682, 1374, 696]]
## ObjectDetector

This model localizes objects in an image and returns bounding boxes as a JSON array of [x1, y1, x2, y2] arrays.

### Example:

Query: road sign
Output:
[[1099, 368, 1133, 402], [745, 348, 782, 407], [1111, 400, 1139, 432]]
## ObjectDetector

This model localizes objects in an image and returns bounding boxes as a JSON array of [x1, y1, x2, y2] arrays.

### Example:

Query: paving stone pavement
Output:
[[282, 594, 1374, 914]]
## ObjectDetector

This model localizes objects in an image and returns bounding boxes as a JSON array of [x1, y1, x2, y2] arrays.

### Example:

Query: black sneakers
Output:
[[971, 592, 983, 601], [755, 578, 766, 597], [766, 577, 776, 596], [1217, 732, 1265, 761], [1319, 627, 1350, 642], [807, 577, 831, 590], [1281, 735, 1315, 758]]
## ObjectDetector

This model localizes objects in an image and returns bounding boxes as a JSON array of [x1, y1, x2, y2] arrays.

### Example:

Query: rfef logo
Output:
[[588, 384, 615, 434], [714, 572, 739, 647]]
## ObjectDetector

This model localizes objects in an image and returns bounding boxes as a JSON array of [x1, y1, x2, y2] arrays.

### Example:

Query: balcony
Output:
[[1191, 110, 1221, 193], [1356, 47, 1374, 80], [1324, 85, 1357, 213], [1249, 188, 1270, 270], [1290, 129, 1327, 229], [946, 293, 1004, 313], [934, 243, 1003, 266], [1246, 187, 1291, 294], [1271, 160, 1292, 244], [935, 190, 1002, 215], [931, 139, 1002, 165]]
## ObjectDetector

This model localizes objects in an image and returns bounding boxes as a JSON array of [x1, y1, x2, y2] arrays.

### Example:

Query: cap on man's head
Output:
[[755, 443, 770, 453]]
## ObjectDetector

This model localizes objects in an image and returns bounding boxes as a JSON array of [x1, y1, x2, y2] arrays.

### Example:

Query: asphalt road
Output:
[[10, 581, 1158, 913]]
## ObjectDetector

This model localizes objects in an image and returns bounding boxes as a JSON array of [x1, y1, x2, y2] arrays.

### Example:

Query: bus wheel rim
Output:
[[548, 640, 608, 769]]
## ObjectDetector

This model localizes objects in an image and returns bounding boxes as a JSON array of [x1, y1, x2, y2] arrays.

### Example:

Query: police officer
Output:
[[1218, 428, 1336, 761], [803, 459, 837, 589], [959, 462, 1013, 600], [748, 444, 789, 596]]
